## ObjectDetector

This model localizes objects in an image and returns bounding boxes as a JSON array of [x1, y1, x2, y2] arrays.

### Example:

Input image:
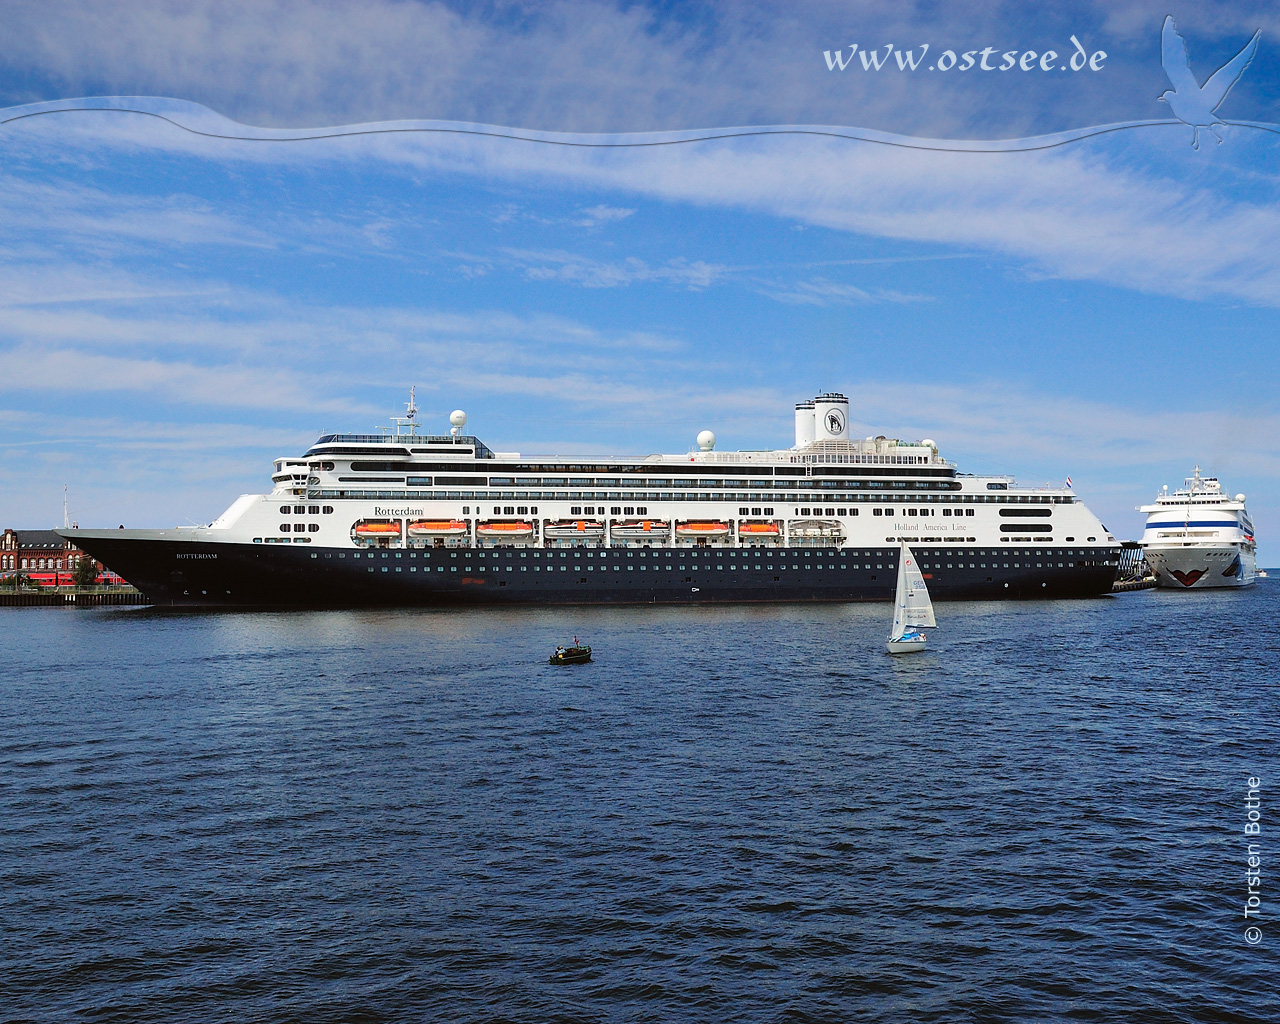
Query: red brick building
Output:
[[0, 529, 91, 574]]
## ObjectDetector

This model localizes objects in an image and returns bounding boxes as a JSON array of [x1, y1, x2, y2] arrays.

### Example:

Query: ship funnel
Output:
[[794, 401, 815, 448], [812, 392, 850, 442]]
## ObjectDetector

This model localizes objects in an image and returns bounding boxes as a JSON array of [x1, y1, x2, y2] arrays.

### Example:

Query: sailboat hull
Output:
[[885, 638, 927, 654]]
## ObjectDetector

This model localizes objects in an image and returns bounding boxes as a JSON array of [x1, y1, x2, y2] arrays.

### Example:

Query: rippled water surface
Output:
[[3, 586, 1278, 1023]]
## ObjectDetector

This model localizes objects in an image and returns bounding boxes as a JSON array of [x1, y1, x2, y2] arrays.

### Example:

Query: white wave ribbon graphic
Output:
[[4, 96, 1279, 153]]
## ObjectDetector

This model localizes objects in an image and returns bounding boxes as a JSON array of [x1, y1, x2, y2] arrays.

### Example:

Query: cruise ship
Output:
[[61, 392, 1121, 607], [1139, 468, 1256, 588]]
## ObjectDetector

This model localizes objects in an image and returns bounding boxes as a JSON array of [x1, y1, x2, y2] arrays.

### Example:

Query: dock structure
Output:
[[0, 588, 150, 607], [1112, 541, 1156, 592]]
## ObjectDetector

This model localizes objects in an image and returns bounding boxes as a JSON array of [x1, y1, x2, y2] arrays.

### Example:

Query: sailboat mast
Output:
[[890, 541, 908, 639]]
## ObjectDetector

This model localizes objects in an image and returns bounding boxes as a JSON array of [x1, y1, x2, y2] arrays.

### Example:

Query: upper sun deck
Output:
[[304, 413, 954, 474], [1139, 468, 1244, 512], [634, 442, 954, 474], [307, 433, 496, 459], [294, 391, 1073, 491]]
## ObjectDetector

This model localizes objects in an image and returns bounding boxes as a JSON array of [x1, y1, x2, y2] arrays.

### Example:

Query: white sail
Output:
[[889, 542, 936, 639]]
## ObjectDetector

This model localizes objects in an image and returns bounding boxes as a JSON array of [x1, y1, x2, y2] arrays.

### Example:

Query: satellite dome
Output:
[[921, 438, 936, 450], [1236, 493, 1246, 502], [696, 430, 716, 451], [449, 410, 467, 428]]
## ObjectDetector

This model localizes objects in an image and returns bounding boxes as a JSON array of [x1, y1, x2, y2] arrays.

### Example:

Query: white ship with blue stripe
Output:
[[60, 391, 1122, 607], [1139, 468, 1256, 588]]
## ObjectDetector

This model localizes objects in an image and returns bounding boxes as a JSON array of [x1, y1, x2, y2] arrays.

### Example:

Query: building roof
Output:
[[10, 530, 72, 549]]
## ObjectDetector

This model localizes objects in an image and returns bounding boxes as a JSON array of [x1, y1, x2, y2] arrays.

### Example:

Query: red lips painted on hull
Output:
[[1169, 568, 1207, 587]]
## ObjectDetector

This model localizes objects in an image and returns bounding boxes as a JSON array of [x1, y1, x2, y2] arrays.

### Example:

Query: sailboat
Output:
[[886, 541, 936, 654]]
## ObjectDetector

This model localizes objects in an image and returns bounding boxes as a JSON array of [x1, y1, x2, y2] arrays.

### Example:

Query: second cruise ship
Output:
[[62, 392, 1121, 606], [1140, 468, 1257, 588]]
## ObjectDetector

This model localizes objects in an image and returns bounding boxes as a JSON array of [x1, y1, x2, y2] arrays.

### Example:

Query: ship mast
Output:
[[391, 386, 420, 437]]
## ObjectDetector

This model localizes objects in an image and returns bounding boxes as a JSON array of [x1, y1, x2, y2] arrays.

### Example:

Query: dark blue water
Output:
[[2, 587, 1278, 1023]]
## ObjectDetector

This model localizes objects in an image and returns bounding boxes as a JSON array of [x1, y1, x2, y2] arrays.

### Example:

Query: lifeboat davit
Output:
[[788, 519, 844, 539], [610, 520, 670, 539], [543, 519, 605, 539], [737, 521, 781, 537], [476, 520, 535, 538], [353, 520, 402, 538], [407, 519, 469, 536], [675, 520, 732, 538]]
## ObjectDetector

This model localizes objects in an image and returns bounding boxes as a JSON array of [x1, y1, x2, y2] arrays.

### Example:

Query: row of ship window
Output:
[[348, 466, 937, 481], [313, 490, 1071, 504], [351, 563, 854, 573], [309, 547, 1096, 561], [275, 505, 979, 525], [325, 455, 933, 473], [309, 556, 1092, 572], [338, 475, 956, 489], [299, 502, 983, 520]]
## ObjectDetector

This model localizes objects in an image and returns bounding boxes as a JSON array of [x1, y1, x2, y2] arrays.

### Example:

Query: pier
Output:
[[0, 587, 150, 607], [1112, 541, 1156, 592]]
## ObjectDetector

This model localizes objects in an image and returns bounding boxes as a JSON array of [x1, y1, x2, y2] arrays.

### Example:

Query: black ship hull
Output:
[[69, 535, 1121, 608]]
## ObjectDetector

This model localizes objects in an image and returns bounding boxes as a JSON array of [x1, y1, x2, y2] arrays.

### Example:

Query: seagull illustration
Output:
[[1159, 15, 1261, 149]]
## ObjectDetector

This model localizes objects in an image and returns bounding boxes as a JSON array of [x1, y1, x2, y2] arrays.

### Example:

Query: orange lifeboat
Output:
[[476, 520, 535, 538], [353, 520, 402, 538], [611, 520, 670, 539], [675, 520, 731, 538], [737, 521, 780, 537], [544, 519, 605, 539], [407, 519, 469, 536]]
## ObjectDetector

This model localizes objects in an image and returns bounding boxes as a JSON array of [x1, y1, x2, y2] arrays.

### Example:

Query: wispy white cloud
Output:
[[382, 128, 1280, 307], [1, 343, 372, 416], [4, 268, 1273, 478], [0, 174, 279, 257], [762, 276, 933, 305], [575, 204, 635, 227], [8, 101, 1280, 308], [503, 247, 726, 289]]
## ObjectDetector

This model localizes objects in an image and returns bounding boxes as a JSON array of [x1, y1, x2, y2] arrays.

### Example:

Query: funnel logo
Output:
[[826, 411, 845, 434]]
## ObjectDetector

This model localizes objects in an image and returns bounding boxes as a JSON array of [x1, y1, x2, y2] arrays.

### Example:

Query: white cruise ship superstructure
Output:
[[1140, 468, 1256, 588], [62, 392, 1121, 607]]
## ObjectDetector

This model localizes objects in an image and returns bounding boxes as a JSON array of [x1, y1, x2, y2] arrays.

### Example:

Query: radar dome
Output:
[[697, 430, 716, 451], [449, 410, 467, 428], [921, 438, 936, 451], [1236, 493, 1246, 502]]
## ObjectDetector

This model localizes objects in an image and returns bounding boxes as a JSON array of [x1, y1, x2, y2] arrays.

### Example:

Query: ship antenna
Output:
[[392, 385, 420, 436], [63, 484, 69, 529]]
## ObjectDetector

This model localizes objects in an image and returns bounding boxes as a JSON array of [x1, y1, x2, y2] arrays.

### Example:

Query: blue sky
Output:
[[1, 2, 1278, 557]]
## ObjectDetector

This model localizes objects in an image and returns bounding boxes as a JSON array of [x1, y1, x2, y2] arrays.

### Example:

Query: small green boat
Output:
[[549, 644, 592, 665]]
